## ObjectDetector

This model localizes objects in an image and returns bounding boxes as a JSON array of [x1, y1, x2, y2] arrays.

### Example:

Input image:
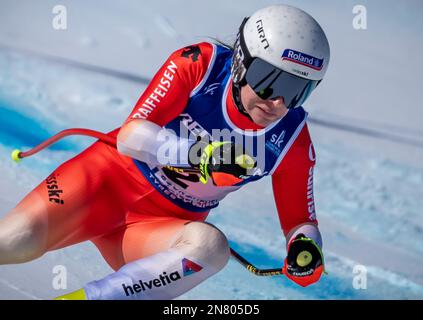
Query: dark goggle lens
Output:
[[245, 58, 320, 108], [257, 87, 274, 100]]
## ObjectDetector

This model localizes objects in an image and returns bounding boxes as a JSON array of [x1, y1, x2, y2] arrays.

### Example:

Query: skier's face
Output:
[[240, 84, 288, 127]]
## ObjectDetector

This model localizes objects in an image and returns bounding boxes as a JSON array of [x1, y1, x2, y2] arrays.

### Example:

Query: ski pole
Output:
[[11, 128, 283, 277], [230, 248, 283, 276], [11, 128, 116, 162]]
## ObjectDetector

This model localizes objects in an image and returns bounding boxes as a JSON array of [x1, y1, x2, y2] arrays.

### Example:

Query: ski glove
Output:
[[282, 233, 325, 287], [188, 140, 256, 186]]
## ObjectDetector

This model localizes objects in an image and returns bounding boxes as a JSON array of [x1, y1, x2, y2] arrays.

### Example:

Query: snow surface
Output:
[[0, 0, 422, 299]]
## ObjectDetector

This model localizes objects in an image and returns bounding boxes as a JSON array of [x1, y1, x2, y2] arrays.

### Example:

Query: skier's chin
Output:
[[250, 110, 277, 127]]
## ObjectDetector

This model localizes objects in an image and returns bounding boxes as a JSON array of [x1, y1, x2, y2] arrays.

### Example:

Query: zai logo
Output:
[[281, 49, 324, 71], [182, 258, 203, 276]]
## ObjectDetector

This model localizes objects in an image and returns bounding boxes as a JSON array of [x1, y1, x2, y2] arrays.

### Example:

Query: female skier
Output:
[[0, 4, 330, 299]]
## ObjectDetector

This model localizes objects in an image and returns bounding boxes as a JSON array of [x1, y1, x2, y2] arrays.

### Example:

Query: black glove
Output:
[[188, 140, 256, 186], [282, 233, 325, 287]]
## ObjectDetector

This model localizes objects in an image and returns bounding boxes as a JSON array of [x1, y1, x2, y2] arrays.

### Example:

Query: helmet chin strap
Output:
[[231, 82, 254, 122]]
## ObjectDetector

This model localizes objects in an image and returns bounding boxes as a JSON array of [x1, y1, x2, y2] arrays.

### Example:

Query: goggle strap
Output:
[[238, 17, 253, 70]]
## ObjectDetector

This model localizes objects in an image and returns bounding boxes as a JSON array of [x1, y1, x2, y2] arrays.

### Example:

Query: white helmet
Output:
[[231, 4, 330, 108]]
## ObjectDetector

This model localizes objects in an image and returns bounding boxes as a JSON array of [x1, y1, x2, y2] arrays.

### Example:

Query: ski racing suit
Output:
[[6, 42, 321, 299]]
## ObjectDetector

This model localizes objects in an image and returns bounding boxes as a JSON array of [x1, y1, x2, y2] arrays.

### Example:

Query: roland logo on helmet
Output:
[[281, 49, 324, 71]]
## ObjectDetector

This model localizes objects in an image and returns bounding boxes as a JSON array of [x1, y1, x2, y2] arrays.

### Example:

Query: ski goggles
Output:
[[245, 58, 321, 108], [233, 17, 321, 108]]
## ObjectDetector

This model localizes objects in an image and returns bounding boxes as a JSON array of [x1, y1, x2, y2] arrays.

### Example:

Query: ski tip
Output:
[[54, 288, 87, 300], [11, 149, 22, 163]]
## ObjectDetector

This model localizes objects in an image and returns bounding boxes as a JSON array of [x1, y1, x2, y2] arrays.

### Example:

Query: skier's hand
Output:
[[188, 140, 256, 186], [282, 234, 325, 287]]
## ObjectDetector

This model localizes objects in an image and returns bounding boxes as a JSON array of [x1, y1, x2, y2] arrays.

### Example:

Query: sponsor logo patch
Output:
[[45, 173, 64, 205], [182, 258, 203, 276], [281, 49, 324, 71], [266, 130, 285, 156], [121, 258, 203, 297]]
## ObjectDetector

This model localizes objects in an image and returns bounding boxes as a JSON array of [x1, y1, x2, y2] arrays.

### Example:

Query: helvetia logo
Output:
[[121, 258, 203, 297], [281, 49, 324, 71]]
